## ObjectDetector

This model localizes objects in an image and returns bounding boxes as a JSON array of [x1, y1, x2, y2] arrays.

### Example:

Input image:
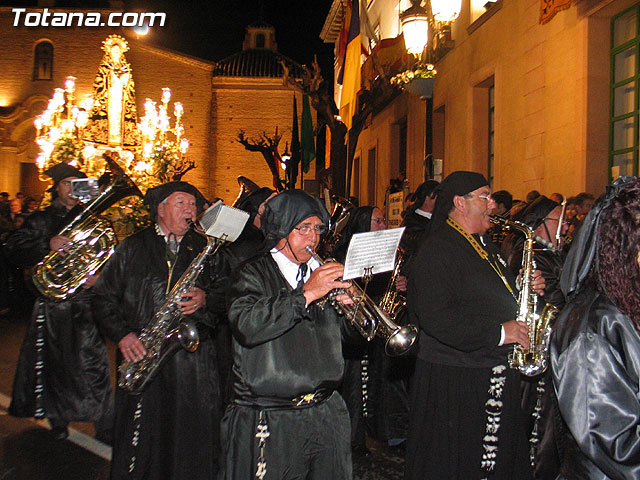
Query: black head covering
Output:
[[332, 206, 375, 263], [44, 163, 86, 183], [144, 181, 207, 222], [44, 163, 86, 195], [511, 195, 559, 231], [261, 189, 330, 251], [432, 171, 488, 231], [236, 187, 274, 222], [411, 180, 439, 208], [560, 176, 636, 301]]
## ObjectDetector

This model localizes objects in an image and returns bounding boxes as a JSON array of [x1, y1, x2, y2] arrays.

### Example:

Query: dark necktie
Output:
[[296, 262, 308, 288], [166, 233, 179, 267]]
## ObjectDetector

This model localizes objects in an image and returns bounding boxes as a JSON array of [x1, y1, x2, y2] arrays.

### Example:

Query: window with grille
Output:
[[610, 5, 640, 178]]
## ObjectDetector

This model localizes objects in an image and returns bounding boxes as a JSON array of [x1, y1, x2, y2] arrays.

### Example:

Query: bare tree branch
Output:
[[236, 130, 285, 191]]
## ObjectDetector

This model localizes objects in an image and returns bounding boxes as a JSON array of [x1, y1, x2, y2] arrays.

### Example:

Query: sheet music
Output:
[[342, 227, 405, 280], [200, 201, 249, 242]]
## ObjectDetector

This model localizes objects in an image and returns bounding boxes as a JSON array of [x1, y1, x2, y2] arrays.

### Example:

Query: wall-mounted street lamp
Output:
[[280, 141, 290, 171], [399, 0, 430, 56], [430, 0, 462, 23]]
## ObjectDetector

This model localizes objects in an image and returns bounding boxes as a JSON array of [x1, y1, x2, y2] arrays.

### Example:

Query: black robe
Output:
[[219, 252, 352, 479], [405, 222, 533, 479], [210, 222, 265, 405], [551, 283, 640, 480], [5, 201, 114, 431], [399, 209, 431, 275], [93, 226, 220, 480], [501, 234, 566, 479]]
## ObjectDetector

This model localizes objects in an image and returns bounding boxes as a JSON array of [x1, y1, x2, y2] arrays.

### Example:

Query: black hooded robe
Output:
[[93, 226, 220, 480], [552, 283, 640, 480], [5, 201, 114, 433], [405, 222, 533, 479], [219, 253, 353, 480]]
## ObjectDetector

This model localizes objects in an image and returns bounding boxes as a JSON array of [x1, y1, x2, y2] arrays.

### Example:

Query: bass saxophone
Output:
[[305, 246, 418, 356], [119, 202, 249, 395], [489, 216, 558, 376]]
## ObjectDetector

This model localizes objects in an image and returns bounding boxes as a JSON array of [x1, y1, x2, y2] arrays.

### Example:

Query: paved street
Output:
[[0, 308, 403, 480]]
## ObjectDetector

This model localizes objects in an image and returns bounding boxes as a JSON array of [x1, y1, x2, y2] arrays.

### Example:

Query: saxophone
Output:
[[118, 202, 249, 395], [379, 248, 406, 323], [489, 216, 558, 377]]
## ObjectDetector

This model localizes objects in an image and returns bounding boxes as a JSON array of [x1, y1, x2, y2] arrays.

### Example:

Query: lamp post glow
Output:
[[400, 0, 430, 56], [430, 0, 462, 23]]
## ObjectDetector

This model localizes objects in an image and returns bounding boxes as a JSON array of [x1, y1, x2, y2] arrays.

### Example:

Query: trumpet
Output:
[[305, 246, 418, 356]]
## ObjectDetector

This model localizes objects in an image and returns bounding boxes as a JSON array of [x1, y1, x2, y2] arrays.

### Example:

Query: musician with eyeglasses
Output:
[[219, 189, 358, 480], [405, 171, 544, 480], [5, 163, 114, 443], [331, 206, 395, 456]]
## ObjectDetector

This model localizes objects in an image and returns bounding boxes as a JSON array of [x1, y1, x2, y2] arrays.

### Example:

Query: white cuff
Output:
[[498, 325, 506, 346]]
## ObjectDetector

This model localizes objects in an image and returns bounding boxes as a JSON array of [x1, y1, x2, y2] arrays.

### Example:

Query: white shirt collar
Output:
[[415, 208, 432, 219], [270, 247, 320, 289], [155, 223, 184, 243]]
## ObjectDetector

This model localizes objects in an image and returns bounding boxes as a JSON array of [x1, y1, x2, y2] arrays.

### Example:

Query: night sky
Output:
[[128, 0, 335, 78], [2, 0, 336, 84]]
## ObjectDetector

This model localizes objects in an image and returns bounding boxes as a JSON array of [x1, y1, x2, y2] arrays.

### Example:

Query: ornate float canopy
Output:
[[34, 35, 194, 191]]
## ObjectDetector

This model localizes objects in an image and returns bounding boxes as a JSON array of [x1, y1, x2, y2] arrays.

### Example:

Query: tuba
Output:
[[32, 154, 142, 301], [118, 202, 249, 395], [317, 196, 355, 257], [489, 216, 558, 376], [232, 176, 260, 208], [305, 246, 418, 356]]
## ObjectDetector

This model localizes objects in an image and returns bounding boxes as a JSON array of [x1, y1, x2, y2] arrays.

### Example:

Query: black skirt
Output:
[[404, 359, 533, 480]]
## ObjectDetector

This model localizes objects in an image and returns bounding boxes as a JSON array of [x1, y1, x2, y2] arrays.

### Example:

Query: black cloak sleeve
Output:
[[551, 285, 640, 480]]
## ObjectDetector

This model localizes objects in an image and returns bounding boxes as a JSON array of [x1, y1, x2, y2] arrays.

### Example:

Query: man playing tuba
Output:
[[6, 163, 114, 442]]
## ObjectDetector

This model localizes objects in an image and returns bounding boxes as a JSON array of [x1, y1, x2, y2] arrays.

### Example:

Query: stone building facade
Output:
[[323, 0, 637, 204], [211, 22, 315, 203], [0, 6, 311, 205]]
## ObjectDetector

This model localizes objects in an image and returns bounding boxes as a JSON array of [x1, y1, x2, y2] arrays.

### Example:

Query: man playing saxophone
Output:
[[219, 189, 358, 480], [5, 163, 114, 443], [93, 181, 221, 480], [405, 171, 545, 480]]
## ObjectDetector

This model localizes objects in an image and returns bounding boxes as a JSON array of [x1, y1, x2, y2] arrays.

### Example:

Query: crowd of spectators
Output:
[[0, 192, 41, 316]]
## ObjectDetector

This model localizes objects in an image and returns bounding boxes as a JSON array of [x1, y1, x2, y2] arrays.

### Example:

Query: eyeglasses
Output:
[[467, 193, 492, 202], [371, 217, 385, 224], [293, 224, 327, 235]]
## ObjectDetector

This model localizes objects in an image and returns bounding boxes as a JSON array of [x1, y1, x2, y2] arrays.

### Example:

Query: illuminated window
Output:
[[398, 118, 407, 179], [367, 147, 376, 204], [33, 40, 53, 81], [256, 34, 265, 49], [610, 5, 639, 178]]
